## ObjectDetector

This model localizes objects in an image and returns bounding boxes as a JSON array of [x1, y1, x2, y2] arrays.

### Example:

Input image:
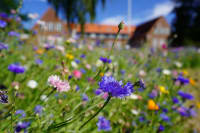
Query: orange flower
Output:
[[189, 78, 196, 86], [148, 99, 159, 110], [36, 49, 44, 55], [197, 102, 200, 109]]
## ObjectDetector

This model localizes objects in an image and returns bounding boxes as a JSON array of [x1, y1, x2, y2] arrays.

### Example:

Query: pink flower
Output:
[[48, 75, 70, 92], [73, 70, 82, 79], [56, 81, 70, 92], [48, 75, 61, 88]]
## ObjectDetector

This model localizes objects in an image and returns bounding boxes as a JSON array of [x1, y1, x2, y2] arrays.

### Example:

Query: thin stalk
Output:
[[79, 95, 112, 130]]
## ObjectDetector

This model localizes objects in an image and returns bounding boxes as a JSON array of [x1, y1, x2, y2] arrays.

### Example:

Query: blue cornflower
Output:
[[8, 63, 25, 74], [94, 89, 102, 95], [80, 68, 86, 74], [34, 105, 43, 115], [8, 31, 20, 37], [44, 44, 55, 50], [158, 125, 165, 132], [0, 13, 8, 19], [176, 75, 189, 84], [96, 116, 111, 131], [98, 76, 134, 98], [177, 106, 189, 117], [80, 54, 86, 58], [160, 113, 170, 121], [15, 110, 26, 118], [82, 94, 89, 101], [0, 42, 8, 50], [172, 97, 179, 104], [0, 91, 8, 103], [0, 20, 7, 28], [75, 59, 80, 64], [178, 91, 194, 100], [35, 59, 43, 65], [99, 57, 112, 64], [76, 86, 80, 91], [15, 121, 30, 133], [120, 69, 126, 75]]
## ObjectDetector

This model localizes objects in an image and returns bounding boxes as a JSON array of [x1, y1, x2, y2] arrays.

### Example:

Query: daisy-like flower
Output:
[[98, 76, 134, 98], [48, 75, 70, 92], [27, 80, 38, 89]]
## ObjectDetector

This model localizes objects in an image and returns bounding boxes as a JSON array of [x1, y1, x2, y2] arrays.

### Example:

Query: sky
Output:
[[21, 0, 175, 29]]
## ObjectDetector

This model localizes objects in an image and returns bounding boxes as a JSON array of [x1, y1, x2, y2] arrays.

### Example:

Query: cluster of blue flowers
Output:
[[8, 63, 25, 74], [98, 76, 134, 98]]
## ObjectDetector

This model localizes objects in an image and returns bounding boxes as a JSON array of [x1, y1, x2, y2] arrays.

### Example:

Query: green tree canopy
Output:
[[171, 0, 200, 46]]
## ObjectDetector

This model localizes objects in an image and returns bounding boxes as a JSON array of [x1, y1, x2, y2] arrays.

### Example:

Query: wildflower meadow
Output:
[[0, 13, 200, 133]]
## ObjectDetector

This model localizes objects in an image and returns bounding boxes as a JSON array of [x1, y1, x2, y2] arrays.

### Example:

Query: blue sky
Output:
[[21, 0, 175, 29]]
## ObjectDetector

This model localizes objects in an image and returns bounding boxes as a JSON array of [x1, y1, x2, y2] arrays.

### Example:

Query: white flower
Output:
[[40, 95, 48, 102], [129, 94, 139, 100], [131, 109, 139, 115], [163, 69, 171, 75], [71, 61, 78, 68], [96, 60, 103, 67], [174, 61, 182, 68], [27, 80, 38, 89], [139, 70, 146, 77]]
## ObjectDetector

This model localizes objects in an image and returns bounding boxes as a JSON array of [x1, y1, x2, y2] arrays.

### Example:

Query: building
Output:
[[128, 16, 170, 48], [32, 8, 136, 46], [32, 7, 170, 48]]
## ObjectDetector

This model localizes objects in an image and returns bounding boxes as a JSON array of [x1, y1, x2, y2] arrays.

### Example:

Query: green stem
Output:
[[79, 95, 112, 130]]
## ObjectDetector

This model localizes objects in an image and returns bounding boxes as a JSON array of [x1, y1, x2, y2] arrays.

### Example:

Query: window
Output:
[[47, 22, 54, 32], [153, 38, 158, 48], [55, 23, 62, 32]]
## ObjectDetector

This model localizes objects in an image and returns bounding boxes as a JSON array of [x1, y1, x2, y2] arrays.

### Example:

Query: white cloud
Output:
[[101, 1, 175, 25], [101, 15, 125, 25], [151, 1, 175, 18]]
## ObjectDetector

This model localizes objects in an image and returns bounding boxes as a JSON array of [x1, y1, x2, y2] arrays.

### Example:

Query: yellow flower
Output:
[[189, 78, 196, 86], [66, 53, 74, 60], [148, 99, 159, 110], [197, 102, 200, 109], [99, 72, 104, 77], [159, 86, 169, 94], [182, 70, 188, 76]]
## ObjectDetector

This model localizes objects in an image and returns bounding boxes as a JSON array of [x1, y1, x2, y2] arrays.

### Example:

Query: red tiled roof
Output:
[[33, 8, 136, 35]]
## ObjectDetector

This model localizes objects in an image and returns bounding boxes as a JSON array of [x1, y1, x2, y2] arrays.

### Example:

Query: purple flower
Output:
[[8, 31, 20, 37], [35, 59, 43, 65], [94, 89, 102, 95], [82, 94, 89, 101], [15, 121, 30, 133], [160, 113, 170, 121], [98, 76, 134, 98], [172, 97, 179, 104], [99, 57, 112, 64], [80, 54, 86, 58], [97, 116, 111, 131], [34, 105, 43, 115], [176, 75, 189, 84], [0, 20, 7, 28], [178, 91, 194, 100], [15, 110, 26, 118], [0, 42, 8, 50], [8, 63, 25, 74], [0, 91, 8, 103], [0, 13, 8, 19], [158, 125, 164, 132]]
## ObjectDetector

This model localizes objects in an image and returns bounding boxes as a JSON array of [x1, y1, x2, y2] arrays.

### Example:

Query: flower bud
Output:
[[118, 21, 124, 30]]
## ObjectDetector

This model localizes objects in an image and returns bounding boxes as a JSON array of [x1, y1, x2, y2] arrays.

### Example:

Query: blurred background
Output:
[[1, 0, 200, 48]]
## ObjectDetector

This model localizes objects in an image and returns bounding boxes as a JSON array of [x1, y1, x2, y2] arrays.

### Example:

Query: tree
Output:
[[47, 0, 106, 33], [171, 0, 200, 46], [0, 0, 20, 13]]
